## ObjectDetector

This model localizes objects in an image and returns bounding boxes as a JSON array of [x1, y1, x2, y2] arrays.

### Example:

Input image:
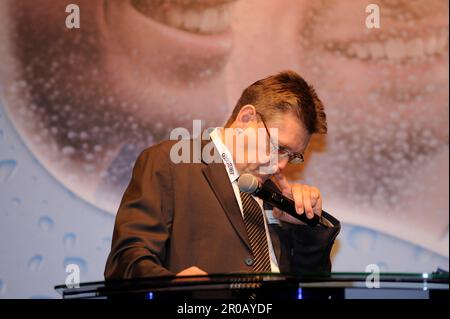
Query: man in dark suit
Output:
[[105, 70, 340, 279]]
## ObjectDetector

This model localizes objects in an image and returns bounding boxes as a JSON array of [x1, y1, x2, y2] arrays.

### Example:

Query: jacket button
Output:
[[245, 257, 254, 266]]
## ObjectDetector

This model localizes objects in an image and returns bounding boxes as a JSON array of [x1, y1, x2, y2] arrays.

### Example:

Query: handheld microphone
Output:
[[237, 173, 332, 228]]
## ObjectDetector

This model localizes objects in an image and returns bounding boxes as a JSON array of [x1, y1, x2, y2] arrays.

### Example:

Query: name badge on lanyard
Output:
[[221, 152, 235, 176]]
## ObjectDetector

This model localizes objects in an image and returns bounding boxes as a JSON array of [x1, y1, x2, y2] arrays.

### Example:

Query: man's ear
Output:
[[235, 105, 257, 128]]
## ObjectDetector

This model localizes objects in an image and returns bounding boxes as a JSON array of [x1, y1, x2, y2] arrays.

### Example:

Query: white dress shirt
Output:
[[210, 128, 280, 273]]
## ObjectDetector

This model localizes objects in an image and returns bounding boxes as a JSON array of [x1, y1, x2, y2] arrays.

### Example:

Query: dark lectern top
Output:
[[55, 272, 449, 299]]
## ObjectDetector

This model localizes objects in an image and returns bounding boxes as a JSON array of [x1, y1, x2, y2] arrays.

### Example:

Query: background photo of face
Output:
[[0, 0, 448, 255], [0, 0, 235, 212], [227, 0, 448, 255]]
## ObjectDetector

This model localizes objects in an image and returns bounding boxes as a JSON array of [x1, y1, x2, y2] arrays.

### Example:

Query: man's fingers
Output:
[[310, 188, 319, 207], [302, 187, 314, 219], [273, 180, 323, 223], [274, 173, 292, 196], [292, 185, 304, 215], [272, 207, 283, 219], [313, 196, 323, 216], [310, 187, 322, 216]]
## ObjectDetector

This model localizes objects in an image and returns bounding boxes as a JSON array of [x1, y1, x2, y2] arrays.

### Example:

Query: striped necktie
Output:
[[240, 191, 271, 272]]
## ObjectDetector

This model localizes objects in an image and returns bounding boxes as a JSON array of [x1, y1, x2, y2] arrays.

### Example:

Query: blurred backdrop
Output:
[[0, 0, 448, 298]]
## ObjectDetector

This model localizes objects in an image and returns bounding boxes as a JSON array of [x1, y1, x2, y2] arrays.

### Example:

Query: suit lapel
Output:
[[200, 137, 252, 252], [199, 135, 289, 263], [202, 163, 251, 252]]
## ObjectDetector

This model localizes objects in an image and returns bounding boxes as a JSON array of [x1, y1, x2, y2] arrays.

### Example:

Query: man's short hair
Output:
[[225, 70, 327, 134]]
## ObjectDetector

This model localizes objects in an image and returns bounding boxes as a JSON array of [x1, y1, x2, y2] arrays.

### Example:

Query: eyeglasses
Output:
[[256, 112, 305, 164]]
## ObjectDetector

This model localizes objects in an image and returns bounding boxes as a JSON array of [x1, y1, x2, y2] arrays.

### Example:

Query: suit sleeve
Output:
[[284, 212, 340, 274], [263, 179, 340, 274], [104, 145, 175, 279]]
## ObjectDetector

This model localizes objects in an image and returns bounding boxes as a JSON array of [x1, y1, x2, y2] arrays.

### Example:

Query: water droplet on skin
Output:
[[67, 131, 76, 139], [28, 255, 44, 272], [61, 146, 75, 156], [79, 131, 89, 140], [38, 216, 54, 232], [0, 160, 17, 182], [348, 227, 378, 252], [93, 145, 102, 152], [376, 262, 389, 272], [414, 247, 434, 264], [11, 197, 21, 206], [63, 233, 76, 249]]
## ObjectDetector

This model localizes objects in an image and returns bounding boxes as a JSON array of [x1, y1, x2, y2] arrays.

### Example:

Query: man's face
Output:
[[0, 0, 238, 213], [226, 0, 449, 251], [234, 111, 311, 183]]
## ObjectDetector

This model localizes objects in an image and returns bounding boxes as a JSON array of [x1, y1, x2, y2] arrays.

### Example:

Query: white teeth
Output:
[[406, 38, 424, 57], [356, 45, 369, 59], [385, 39, 406, 60], [369, 42, 385, 59], [330, 29, 449, 62], [425, 37, 437, 55], [354, 43, 369, 59], [220, 4, 231, 25], [216, 4, 231, 32], [183, 10, 200, 31], [166, 8, 183, 29], [177, 3, 232, 34], [136, 1, 234, 34], [436, 30, 448, 51], [347, 43, 368, 59], [198, 8, 219, 33]]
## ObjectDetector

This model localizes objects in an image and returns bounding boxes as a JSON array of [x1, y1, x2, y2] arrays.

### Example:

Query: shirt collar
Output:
[[210, 127, 240, 183]]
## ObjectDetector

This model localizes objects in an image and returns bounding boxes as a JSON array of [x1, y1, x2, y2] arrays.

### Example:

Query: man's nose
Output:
[[277, 157, 289, 172], [269, 157, 288, 175]]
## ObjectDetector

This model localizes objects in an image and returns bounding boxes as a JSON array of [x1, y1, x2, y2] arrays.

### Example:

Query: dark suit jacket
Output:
[[104, 138, 340, 279]]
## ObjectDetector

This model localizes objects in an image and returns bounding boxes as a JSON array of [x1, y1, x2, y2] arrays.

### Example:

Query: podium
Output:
[[55, 272, 448, 299]]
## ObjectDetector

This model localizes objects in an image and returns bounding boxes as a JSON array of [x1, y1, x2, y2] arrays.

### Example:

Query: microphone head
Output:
[[238, 174, 260, 194]]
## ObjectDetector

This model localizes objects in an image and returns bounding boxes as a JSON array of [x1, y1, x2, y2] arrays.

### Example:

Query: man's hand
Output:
[[272, 173, 322, 224], [176, 266, 208, 276]]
